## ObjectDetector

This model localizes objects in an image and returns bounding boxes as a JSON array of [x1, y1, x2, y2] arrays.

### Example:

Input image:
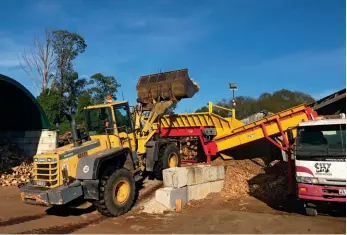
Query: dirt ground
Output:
[[0, 183, 345, 234]]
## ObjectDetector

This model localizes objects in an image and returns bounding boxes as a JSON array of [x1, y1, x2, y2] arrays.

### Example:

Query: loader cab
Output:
[[84, 101, 136, 151]]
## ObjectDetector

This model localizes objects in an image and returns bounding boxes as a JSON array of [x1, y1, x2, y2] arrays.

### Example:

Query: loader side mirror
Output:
[[287, 129, 295, 145]]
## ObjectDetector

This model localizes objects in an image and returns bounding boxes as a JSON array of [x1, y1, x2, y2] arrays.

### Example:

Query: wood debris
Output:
[[210, 157, 288, 201], [0, 139, 33, 187]]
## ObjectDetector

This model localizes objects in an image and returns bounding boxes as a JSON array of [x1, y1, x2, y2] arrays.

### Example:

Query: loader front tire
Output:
[[93, 168, 136, 217]]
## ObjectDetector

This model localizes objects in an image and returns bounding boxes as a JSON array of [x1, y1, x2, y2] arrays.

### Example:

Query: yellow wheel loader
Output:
[[19, 69, 199, 217]]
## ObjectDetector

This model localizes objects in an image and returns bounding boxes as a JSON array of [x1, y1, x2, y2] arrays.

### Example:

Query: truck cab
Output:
[[293, 116, 346, 216]]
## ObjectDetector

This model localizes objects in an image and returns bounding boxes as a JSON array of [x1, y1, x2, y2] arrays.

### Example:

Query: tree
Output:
[[51, 30, 88, 122], [89, 73, 121, 103], [37, 89, 63, 127], [20, 29, 55, 94], [195, 89, 315, 120], [76, 91, 94, 124], [195, 106, 209, 113]]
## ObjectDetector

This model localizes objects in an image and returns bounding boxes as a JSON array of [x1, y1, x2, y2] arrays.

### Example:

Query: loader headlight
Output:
[[34, 158, 38, 162], [296, 176, 318, 184], [47, 158, 52, 162]]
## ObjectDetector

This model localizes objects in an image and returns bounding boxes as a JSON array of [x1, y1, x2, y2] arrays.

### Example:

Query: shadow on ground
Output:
[[45, 174, 154, 217]]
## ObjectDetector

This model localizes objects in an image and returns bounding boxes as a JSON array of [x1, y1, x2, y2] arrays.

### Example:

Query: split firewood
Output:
[[0, 139, 33, 187]]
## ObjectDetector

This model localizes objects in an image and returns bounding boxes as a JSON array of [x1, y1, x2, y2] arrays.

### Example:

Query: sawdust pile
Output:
[[210, 158, 288, 201], [0, 140, 33, 187]]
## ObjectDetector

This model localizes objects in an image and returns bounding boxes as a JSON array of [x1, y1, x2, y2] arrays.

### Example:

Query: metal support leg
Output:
[[260, 121, 293, 194]]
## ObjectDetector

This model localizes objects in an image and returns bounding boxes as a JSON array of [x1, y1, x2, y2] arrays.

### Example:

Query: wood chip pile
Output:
[[0, 139, 33, 187], [210, 158, 288, 202]]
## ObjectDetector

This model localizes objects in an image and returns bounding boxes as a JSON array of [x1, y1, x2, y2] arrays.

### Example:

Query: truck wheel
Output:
[[305, 203, 318, 216], [153, 143, 181, 180], [93, 168, 136, 217]]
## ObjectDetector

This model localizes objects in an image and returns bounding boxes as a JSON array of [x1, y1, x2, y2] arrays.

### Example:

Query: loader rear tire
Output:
[[93, 168, 136, 217], [153, 143, 181, 180]]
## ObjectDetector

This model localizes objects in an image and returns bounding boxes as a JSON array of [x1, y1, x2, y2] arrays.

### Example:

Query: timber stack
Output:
[[0, 139, 33, 187], [179, 136, 199, 160]]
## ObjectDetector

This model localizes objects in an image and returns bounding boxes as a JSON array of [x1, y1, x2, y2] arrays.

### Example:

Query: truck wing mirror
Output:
[[287, 129, 295, 145]]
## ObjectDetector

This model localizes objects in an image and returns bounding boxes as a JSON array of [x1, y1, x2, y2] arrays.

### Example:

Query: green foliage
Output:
[[57, 121, 72, 133], [89, 73, 121, 103], [195, 106, 208, 113], [51, 30, 88, 122], [34, 29, 123, 133], [195, 89, 315, 120], [37, 89, 63, 126], [76, 91, 94, 124], [52, 30, 87, 64]]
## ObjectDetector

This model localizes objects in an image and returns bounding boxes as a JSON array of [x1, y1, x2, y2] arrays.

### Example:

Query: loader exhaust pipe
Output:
[[71, 119, 81, 147]]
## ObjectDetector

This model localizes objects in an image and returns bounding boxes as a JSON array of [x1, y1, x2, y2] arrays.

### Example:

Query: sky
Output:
[[0, 0, 346, 113]]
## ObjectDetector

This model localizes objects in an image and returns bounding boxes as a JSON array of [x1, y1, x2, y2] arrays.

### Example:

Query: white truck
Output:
[[288, 115, 346, 216]]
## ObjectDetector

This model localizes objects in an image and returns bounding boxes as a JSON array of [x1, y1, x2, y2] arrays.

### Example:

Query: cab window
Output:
[[113, 104, 132, 132], [84, 107, 113, 135]]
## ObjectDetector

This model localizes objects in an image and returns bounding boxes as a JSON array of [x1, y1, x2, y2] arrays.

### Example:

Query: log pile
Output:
[[58, 128, 89, 147], [0, 139, 33, 187], [58, 131, 72, 147], [179, 137, 199, 160], [0, 162, 33, 186]]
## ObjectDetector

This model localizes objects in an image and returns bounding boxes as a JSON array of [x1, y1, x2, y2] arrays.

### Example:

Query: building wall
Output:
[[0, 74, 50, 131], [0, 130, 58, 157], [0, 74, 56, 157]]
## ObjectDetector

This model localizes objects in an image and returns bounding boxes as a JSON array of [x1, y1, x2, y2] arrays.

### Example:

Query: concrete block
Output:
[[9, 131, 25, 138], [29, 137, 40, 144], [40, 130, 58, 138], [13, 138, 30, 144], [187, 166, 205, 185], [155, 187, 187, 209], [209, 166, 219, 181], [187, 182, 211, 201], [39, 136, 58, 144], [25, 131, 42, 138], [37, 143, 56, 153], [163, 167, 188, 188], [195, 165, 212, 182], [216, 165, 225, 180], [210, 180, 224, 193], [206, 165, 225, 181]]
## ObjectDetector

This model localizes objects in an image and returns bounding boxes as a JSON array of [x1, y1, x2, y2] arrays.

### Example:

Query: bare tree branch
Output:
[[19, 50, 40, 94], [19, 28, 56, 94]]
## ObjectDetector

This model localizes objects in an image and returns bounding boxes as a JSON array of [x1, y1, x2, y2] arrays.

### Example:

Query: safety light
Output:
[[106, 95, 113, 103]]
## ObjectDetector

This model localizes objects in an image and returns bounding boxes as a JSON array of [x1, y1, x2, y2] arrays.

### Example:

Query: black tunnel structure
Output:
[[0, 74, 50, 131], [308, 88, 346, 115]]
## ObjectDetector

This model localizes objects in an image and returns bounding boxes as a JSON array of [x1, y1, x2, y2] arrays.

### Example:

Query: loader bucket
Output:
[[136, 69, 200, 105]]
